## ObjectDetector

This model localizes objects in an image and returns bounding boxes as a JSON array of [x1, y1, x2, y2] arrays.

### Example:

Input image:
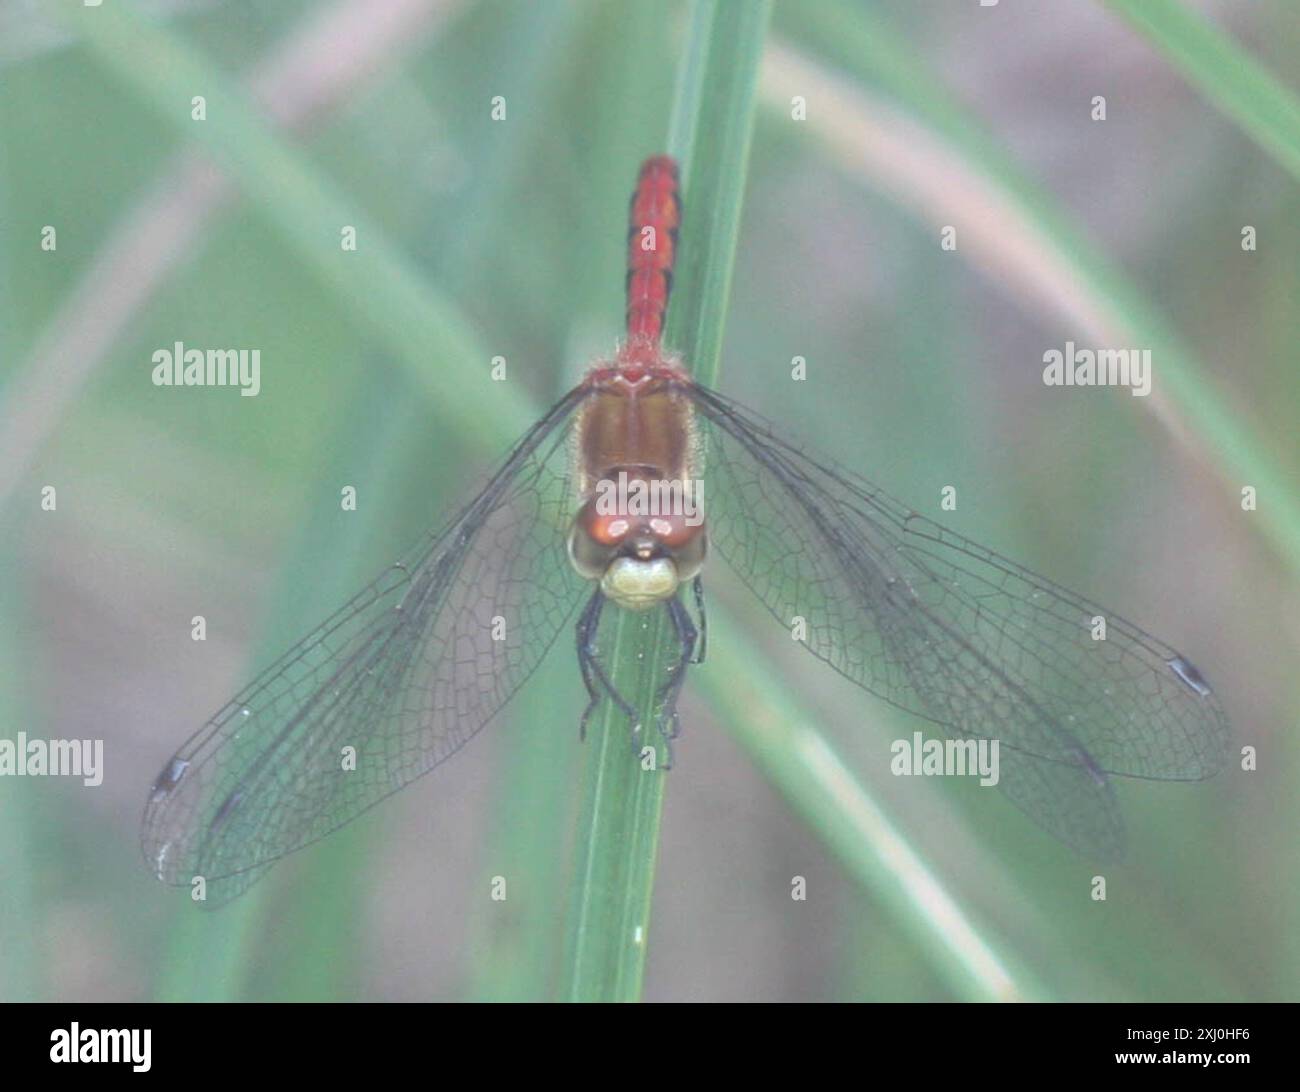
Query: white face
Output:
[[599, 555, 679, 611]]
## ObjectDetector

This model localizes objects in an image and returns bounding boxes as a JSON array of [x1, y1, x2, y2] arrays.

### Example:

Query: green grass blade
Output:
[[467, 1, 677, 1003], [559, 0, 772, 1004], [1104, 0, 1300, 181], [665, 0, 770, 385]]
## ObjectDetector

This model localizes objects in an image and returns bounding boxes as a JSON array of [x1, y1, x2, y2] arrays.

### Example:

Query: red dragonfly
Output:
[[144, 156, 1229, 902]]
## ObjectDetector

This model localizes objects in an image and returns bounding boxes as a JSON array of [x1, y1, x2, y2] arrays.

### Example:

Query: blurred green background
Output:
[[0, 0, 1295, 1001]]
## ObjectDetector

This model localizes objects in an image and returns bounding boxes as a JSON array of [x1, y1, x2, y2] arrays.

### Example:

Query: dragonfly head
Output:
[[568, 479, 707, 611]]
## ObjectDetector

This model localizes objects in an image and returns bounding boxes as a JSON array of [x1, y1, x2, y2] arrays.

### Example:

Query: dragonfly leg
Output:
[[576, 589, 638, 740], [690, 575, 707, 664], [649, 594, 699, 767]]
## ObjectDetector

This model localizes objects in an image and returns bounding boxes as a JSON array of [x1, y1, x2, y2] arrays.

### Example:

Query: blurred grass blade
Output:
[[559, 0, 771, 1004], [0, 572, 42, 1001], [0, 0, 455, 512], [156, 366, 418, 999], [1105, 0, 1300, 181], [699, 613, 1044, 1001], [50, 0, 533, 443], [451, 10, 584, 995], [155, 895, 262, 1002], [772, 3, 1300, 577]]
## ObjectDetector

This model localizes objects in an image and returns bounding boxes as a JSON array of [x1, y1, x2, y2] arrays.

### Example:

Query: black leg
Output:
[[575, 589, 637, 739], [575, 591, 603, 740], [690, 575, 707, 664], [651, 594, 699, 767]]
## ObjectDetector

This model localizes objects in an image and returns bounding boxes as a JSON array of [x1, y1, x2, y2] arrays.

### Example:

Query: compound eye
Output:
[[588, 515, 630, 546]]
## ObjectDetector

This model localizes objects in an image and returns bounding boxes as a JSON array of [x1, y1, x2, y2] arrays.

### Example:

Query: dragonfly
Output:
[[144, 155, 1229, 903]]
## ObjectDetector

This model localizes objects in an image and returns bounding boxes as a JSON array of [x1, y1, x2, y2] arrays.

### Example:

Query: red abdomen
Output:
[[626, 155, 680, 345]]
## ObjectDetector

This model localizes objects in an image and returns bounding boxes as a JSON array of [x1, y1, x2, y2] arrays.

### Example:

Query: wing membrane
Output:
[[141, 388, 590, 903], [689, 383, 1228, 855]]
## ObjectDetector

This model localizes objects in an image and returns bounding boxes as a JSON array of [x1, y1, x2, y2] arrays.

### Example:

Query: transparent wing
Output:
[[689, 383, 1229, 856], [142, 388, 591, 903]]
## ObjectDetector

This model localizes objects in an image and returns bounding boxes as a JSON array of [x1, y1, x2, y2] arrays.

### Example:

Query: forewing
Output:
[[688, 383, 1228, 855], [142, 389, 590, 903]]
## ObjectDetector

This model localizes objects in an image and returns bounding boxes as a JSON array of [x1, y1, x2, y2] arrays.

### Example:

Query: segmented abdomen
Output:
[[626, 155, 680, 345]]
